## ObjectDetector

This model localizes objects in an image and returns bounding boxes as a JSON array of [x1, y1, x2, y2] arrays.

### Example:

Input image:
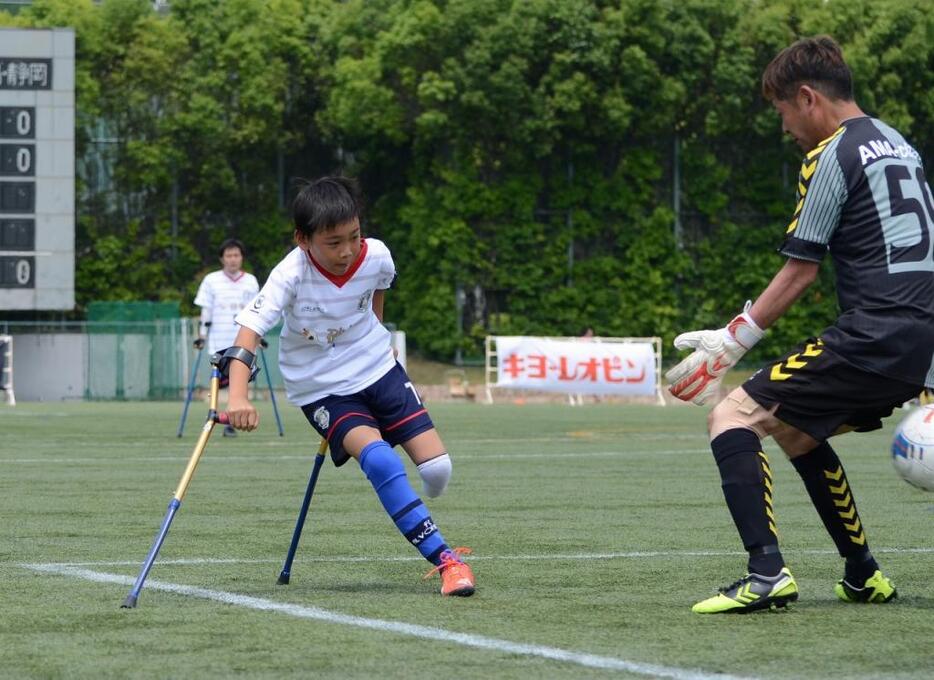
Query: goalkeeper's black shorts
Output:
[[743, 337, 922, 442]]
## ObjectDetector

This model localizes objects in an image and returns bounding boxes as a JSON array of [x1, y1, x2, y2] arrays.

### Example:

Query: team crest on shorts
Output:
[[313, 406, 330, 430]]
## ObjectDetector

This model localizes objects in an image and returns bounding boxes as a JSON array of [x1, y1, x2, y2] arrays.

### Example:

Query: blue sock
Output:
[[359, 440, 450, 565]]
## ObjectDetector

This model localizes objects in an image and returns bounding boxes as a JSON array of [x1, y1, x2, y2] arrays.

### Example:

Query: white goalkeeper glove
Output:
[[665, 305, 764, 405]]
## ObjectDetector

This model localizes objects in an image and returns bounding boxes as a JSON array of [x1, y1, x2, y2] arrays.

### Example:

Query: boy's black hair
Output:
[[762, 35, 854, 102], [218, 238, 246, 258], [292, 176, 363, 237]]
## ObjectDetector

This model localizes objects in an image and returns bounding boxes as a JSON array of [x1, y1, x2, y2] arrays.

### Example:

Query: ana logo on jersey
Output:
[[312, 406, 330, 430], [357, 291, 372, 311], [301, 328, 317, 342]]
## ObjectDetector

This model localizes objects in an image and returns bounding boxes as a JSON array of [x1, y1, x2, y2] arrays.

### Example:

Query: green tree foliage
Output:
[[3, 0, 933, 363]]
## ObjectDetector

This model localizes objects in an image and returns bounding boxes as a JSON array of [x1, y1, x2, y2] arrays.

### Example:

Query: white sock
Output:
[[417, 454, 452, 498]]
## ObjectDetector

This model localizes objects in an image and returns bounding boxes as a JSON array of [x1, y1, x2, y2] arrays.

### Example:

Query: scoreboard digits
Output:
[[0, 106, 36, 290], [0, 29, 75, 309]]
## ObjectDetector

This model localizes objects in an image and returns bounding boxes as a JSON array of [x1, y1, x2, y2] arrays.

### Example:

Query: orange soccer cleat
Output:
[[423, 547, 476, 597]]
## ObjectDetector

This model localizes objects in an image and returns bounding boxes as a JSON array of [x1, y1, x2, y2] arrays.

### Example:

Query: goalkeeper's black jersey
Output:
[[779, 116, 934, 388]]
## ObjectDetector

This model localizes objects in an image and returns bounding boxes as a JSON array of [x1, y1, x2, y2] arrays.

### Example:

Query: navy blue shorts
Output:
[[300, 363, 434, 467]]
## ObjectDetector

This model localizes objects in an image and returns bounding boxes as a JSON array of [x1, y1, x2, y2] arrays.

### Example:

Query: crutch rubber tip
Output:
[[277, 573, 290, 585], [121, 595, 138, 608]]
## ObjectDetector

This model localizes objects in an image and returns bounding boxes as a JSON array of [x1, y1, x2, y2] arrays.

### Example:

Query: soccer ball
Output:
[[891, 405, 934, 491]]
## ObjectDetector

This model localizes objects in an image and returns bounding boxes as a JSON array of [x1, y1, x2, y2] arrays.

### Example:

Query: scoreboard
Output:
[[0, 28, 75, 310]]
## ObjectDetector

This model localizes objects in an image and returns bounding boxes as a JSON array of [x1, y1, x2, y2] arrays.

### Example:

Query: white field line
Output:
[[0, 432, 707, 450], [21, 563, 753, 680], [36, 546, 934, 568], [0, 449, 712, 464]]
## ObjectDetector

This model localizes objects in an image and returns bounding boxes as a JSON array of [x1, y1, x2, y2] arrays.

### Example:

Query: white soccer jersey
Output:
[[235, 238, 397, 406], [194, 270, 260, 353]]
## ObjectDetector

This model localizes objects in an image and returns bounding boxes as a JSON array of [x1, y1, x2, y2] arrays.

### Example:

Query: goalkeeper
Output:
[[667, 36, 934, 614]]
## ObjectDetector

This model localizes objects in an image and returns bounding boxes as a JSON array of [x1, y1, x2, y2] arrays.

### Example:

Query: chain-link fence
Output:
[[0, 314, 284, 401]]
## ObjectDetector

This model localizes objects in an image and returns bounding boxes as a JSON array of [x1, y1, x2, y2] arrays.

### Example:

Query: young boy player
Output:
[[224, 176, 475, 596]]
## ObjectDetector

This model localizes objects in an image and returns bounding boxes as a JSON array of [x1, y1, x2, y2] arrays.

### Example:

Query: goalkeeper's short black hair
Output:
[[762, 35, 854, 102], [292, 176, 364, 238]]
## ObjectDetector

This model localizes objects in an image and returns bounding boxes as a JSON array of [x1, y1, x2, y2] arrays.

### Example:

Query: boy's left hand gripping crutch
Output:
[[277, 439, 328, 584], [177, 321, 211, 438], [123, 349, 253, 608], [258, 338, 284, 437]]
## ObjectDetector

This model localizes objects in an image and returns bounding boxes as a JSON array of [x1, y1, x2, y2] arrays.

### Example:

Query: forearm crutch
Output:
[[176, 321, 211, 437], [259, 344, 284, 437], [123, 359, 228, 608], [277, 439, 328, 585]]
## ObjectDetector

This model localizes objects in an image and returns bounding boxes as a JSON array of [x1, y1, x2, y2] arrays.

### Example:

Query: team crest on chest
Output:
[[313, 406, 330, 430], [357, 290, 373, 311]]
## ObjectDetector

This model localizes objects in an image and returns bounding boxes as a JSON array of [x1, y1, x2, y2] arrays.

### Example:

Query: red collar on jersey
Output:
[[306, 239, 368, 288], [223, 271, 245, 282]]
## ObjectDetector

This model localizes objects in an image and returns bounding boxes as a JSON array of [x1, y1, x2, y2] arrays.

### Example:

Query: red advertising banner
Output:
[[494, 336, 657, 396]]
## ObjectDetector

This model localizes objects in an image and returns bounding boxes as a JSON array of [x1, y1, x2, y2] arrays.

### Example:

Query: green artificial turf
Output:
[[1, 400, 932, 678]]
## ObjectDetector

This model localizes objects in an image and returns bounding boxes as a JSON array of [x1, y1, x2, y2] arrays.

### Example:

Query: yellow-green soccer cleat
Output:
[[692, 568, 798, 614], [835, 570, 897, 603]]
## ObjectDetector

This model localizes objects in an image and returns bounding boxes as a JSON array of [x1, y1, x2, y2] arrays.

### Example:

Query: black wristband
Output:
[[212, 346, 259, 382]]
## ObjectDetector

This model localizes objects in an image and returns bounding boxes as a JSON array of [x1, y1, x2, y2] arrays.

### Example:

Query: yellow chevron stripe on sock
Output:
[[838, 505, 857, 520], [851, 533, 866, 546], [834, 492, 852, 508], [829, 480, 848, 495], [824, 467, 844, 481], [769, 522, 778, 536], [844, 518, 862, 533]]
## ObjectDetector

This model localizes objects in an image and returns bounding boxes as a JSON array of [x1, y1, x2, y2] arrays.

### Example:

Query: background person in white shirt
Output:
[[193, 238, 259, 436], [225, 177, 475, 596]]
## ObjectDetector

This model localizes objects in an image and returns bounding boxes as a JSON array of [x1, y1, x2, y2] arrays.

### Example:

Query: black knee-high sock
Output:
[[711, 429, 784, 576], [791, 441, 878, 582]]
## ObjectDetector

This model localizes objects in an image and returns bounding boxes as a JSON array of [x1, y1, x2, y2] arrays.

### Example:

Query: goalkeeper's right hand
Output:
[[665, 310, 763, 405], [193, 337, 205, 350]]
